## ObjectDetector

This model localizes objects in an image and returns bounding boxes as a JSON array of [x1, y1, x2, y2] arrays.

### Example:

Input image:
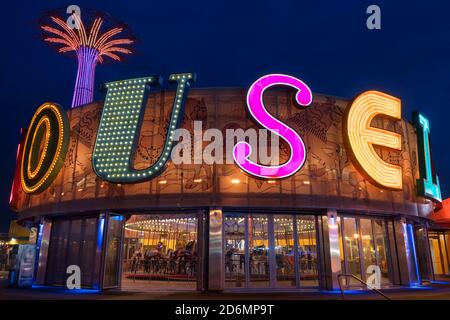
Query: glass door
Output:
[[341, 217, 361, 286], [373, 219, 392, 284], [360, 219, 376, 281], [339, 216, 394, 287], [223, 213, 320, 289]]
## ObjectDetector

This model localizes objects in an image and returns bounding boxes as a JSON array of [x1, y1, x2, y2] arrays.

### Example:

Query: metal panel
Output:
[[404, 222, 420, 284], [244, 214, 250, 288], [196, 210, 206, 292], [317, 215, 329, 289], [93, 213, 106, 289], [34, 219, 52, 285], [317, 210, 341, 290], [293, 215, 300, 288], [386, 219, 401, 285], [102, 213, 125, 289], [268, 214, 276, 287], [393, 219, 411, 285], [208, 208, 223, 291], [327, 209, 342, 290]]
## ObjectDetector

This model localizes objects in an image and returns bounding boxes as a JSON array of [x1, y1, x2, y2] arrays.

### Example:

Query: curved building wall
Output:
[[13, 88, 433, 219]]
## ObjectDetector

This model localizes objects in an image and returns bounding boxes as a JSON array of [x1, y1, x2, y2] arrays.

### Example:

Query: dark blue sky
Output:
[[0, 1, 449, 232]]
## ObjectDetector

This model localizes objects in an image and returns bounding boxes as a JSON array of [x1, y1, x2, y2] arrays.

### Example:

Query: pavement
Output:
[[1, 277, 450, 300]]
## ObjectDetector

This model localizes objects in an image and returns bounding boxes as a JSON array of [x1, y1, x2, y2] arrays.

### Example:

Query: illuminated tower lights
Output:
[[40, 11, 134, 108]]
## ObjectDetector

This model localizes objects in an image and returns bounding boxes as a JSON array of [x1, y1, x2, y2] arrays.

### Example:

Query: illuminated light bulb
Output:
[[92, 73, 195, 184], [21, 103, 69, 194], [231, 179, 241, 184]]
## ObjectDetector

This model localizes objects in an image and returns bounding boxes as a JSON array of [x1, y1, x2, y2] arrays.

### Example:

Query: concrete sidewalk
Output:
[[1, 279, 450, 300]]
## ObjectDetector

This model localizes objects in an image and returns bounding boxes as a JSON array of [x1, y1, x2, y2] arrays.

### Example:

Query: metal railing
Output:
[[337, 274, 391, 300]]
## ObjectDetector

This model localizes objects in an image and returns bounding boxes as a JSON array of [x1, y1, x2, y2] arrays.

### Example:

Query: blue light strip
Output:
[[407, 224, 421, 285], [33, 223, 44, 283], [97, 216, 105, 250], [93, 216, 105, 290], [32, 285, 100, 294]]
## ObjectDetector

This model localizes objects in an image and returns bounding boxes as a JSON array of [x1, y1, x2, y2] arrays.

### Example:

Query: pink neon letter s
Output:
[[233, 74, 312, 179]]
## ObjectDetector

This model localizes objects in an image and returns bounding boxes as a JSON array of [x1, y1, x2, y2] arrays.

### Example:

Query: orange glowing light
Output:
[[344, 91, 402, 190], [41, 15, 133, 63], [21, 102, 69, 194]]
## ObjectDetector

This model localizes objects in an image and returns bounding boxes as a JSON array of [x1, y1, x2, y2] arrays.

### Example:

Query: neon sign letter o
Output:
[[21, 102, 69, 194]]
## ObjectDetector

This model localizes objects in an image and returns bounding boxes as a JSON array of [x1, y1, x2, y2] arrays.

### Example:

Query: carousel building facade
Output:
[[9, 73, 445, 292]]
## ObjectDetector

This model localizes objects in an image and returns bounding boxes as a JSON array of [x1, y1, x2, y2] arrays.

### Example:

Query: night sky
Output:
[[0, 1, 449, 232]]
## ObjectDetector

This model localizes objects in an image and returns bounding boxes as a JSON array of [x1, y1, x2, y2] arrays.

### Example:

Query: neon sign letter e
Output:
[[344, 91, 402, 190]]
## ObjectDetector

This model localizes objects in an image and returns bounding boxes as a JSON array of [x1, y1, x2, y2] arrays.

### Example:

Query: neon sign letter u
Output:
[[233, 74, 312, 179]]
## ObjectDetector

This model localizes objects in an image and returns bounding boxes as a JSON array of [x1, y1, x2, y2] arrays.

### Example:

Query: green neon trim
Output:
[[92, 73, 195, 183], [413, 111, 442, 203]]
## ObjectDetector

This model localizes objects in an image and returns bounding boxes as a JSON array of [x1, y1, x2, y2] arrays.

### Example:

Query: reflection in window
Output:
[[249, 215, 269, 288], [340, 217, 393, 287], [274, 216, 295, 287], [429, 235, 443, 275], [439, 234, 449, 275], [373, 220, 391, 284], [224, 215, 246, 287], [446, 234, 450, 266], [429, 231, 450, 277], [360, 219, 376, 280], [298, 216, 318, 287], [342, 217, 361, 285], [46, 217, 98, 287], [222, 213, 320, 289]]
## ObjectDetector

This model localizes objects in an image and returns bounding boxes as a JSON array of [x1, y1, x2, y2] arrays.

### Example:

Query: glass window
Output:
[[46, 217, 98, 287], [439, 234, 449, 275], [274, 216, 295, 287], [224, 215, 246, 288], [297, 216, 318, 287], [429, 235, 442, 275], [373, 220, 391, 284], [46, 219, 70, 285], [446, 233, 450, 275], [360, 219, 376, 281], [342, 217, 361, 285], [121, 215, 198, 290], [249, 215, 269, 288]]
